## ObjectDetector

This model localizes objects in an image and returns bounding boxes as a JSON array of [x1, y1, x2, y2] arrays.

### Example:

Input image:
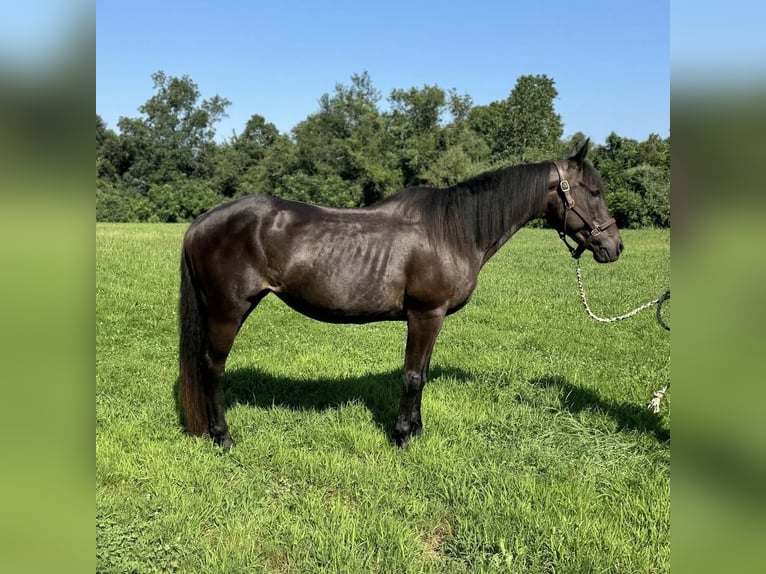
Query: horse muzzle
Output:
[[588, 233, 623, 263]]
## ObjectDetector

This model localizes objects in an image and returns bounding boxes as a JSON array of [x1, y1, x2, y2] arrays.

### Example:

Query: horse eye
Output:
[[590, 189, 601, 197]]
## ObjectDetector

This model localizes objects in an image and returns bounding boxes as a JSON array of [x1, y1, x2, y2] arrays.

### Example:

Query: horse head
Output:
[[546, 140, 623, 263]]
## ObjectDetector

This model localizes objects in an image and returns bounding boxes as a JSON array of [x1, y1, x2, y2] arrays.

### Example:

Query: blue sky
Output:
[[96, 1, 669, 144], [671, 0, 766, 84]]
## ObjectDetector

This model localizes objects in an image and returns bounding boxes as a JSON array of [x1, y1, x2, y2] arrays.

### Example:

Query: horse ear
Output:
[[571, 138, 590, 167]]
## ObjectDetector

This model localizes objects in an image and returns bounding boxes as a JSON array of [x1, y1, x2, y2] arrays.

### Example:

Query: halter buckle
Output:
[[559, 180, 575, 208]]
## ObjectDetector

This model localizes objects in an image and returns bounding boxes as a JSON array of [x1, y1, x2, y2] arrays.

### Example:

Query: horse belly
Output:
[[274, 279, 404, 323], [260, 210, 418, 323], [273, 252, 407, 324]]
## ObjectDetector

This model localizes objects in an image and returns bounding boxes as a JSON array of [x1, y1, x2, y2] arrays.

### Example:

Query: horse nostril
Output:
[[618, 241, 624, 254]]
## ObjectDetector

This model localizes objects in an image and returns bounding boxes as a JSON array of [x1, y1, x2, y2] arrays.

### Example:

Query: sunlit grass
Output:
[[97, 224, 670, 573]]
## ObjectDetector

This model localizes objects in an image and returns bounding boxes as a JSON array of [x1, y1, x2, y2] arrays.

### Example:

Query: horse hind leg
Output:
[[204, 292, 268, 448], [202, 317, 240, 448]]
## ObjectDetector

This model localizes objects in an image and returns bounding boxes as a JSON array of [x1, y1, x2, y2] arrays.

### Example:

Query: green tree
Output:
[[117, 71, 230, 187], [387, 84, 447, 186], [147, 180, 221, 222], [276, 172, 360, 208], [291, 72, 400, 206], [96, 114, 120, 183], [558, 131, 590, 159], [96, 70, 669, 226], [252, 134, 299, 197], [470, 74, 563, 164], [96, 180, 152, 222], [591, 132, 670, 228], [506, 74, 563, 160], [420, 90, 490, 187], [96, 180, 135, 222], [211, 114, 284, 198]]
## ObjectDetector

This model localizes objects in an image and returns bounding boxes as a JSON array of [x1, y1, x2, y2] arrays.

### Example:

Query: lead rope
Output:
[[574, 258, 671, 412], [575, 259, 670, 328]]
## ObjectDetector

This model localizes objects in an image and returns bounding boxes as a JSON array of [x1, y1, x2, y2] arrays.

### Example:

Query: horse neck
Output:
[[474, 170, 549, 265]]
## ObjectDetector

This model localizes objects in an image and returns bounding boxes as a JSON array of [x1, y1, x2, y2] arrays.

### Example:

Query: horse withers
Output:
[[178, 140, 622, 449]]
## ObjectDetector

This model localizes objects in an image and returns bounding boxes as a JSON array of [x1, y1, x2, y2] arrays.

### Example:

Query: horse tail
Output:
[[178, 246, 209, 436]]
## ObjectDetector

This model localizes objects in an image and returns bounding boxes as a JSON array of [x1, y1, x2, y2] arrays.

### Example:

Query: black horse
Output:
[[178, 141, 622, 448]]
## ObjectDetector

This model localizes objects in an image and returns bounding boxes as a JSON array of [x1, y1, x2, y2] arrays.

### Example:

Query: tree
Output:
[[211, 114, 284, 197], [96, 71, 669, 226], [558, 131, 590, 158], [470, 74, 563, 164], [116, 71, 230, 186], [506, 74, 563, 160], [591, 132, 670, 228], [420, 90, 490, 187], [147, 180, 221, 222], [291, 72, 400, 206], [387, 84, 447, 186], [96, 114, 120, 183]]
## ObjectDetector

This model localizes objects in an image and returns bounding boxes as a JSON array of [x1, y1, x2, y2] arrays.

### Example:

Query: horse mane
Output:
[[383, 162, 551, 257]]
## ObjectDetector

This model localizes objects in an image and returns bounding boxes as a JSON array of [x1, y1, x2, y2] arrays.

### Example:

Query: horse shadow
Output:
[[529, 374, 670, 442], [218, 365, 472, 441], [173, 369, 668, 443]]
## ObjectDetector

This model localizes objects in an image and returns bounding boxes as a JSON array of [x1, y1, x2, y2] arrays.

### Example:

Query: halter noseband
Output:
[[552, 163, 616, 259]]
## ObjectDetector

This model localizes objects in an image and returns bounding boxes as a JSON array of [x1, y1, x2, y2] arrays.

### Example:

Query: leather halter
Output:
[[552, 163, 617, 259]]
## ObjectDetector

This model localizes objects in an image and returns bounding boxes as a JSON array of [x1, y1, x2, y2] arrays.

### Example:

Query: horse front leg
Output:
[[394, 309, 445, 449]]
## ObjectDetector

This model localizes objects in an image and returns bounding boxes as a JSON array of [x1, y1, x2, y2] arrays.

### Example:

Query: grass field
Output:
[[96, 223, 670, 573]]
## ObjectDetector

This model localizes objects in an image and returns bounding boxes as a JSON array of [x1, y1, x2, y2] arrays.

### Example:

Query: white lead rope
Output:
[[646, 383, 670, 414], [575, 259, 666, 324], [574, 259, 671, 412]]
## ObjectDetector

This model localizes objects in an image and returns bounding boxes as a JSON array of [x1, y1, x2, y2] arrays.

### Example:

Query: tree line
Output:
[[96, 71, 669, 228]]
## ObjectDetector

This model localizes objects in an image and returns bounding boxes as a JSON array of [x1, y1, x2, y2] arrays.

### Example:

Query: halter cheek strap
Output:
[[552, 163, 616, 259]]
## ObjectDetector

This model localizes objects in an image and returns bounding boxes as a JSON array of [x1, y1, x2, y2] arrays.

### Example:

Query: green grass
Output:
[[97, 223, 670, 573]]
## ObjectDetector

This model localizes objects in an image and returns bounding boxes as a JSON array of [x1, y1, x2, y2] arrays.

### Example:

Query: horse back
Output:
[[184, 194, 478, 323]]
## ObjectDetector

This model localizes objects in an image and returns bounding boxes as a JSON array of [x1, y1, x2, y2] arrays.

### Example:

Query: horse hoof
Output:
[[395, 434, 409, 450], [213, 434, 235, 450]]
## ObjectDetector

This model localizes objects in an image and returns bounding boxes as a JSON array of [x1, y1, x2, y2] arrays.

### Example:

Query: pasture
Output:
[[96, 223, 670, 573]]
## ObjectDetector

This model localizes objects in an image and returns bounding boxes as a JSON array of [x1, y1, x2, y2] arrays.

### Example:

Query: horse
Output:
[[178, 140, 622, 449]]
